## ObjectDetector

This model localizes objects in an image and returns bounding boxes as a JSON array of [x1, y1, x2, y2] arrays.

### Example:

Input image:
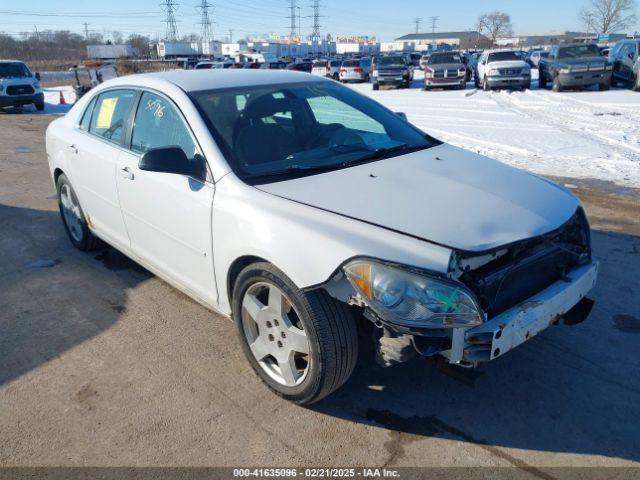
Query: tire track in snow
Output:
[[491, 90, 640, 161]]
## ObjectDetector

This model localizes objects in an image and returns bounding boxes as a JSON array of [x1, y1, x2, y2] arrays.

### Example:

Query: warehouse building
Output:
[[392, 31, 487, 51]]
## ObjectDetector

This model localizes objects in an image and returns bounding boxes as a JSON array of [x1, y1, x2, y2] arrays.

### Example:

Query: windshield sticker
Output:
[[96, 97, 118, 129]]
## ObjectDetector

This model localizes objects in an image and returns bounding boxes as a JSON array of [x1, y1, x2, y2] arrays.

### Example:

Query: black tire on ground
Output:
[[333, 73, 339, 81], [552, 75, 563, 92], [599, 80, 611, 91], [372, 83, 379, 91], [523, 81, 531, 90], [232, 262, 359, 405], [35, 102, 45, 111], [633, 74, 640, 92], [423, 84, 430, 91], [483, 76, 491, 91], [364, 74, 370, 83], [56, 173, 101, 251]]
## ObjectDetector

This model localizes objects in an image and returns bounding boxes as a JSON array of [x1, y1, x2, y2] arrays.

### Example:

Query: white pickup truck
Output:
[[475, 49, 531, 91]]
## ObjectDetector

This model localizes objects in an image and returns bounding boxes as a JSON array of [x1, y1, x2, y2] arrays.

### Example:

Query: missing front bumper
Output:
[[446, 261, 598, 364]]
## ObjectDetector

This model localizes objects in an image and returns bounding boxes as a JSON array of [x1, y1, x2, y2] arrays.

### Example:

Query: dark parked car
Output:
[[539, 44, 612, 92], [423, 51, 467, 90], [372, 55, 412, 90], [609, 39, 640, 90], [287, 62, 313, 73], [261, 61, 289, 70]]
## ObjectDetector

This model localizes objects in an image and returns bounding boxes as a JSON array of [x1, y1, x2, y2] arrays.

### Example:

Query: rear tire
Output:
[[56, 173, 101, 251], [232, 262, 358, 405], [372, 83, 379, 91]]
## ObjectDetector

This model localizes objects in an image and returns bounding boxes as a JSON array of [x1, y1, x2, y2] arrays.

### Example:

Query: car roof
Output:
[[0, 59, 27, 64], [122, 69, 328, 93]]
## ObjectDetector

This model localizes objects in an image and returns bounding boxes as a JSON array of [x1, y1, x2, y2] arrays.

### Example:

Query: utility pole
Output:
[[413, 17, 422, 34], [287, 0, 297, 41], [297, 6, 301, 38], [196, 0, 214, 42], [83, 22, 89, 40], [428, 16, 439, 34], [229, 29, 233, 43], [160, 0, 179, 41], [310, 0, 321, 43]]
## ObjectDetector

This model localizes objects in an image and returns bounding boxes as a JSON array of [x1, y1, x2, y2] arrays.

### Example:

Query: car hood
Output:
[[256, 144, 579, 252], [0, 76, 37, 86], [487, 60, 529, 69], [430, 63, 464, 71], [558, 57, 607, 66]]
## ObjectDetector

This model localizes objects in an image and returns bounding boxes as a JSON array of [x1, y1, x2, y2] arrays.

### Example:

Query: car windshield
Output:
[[378, 56, 405, 67], [0, 62, 31, 78], [558, 45, 601, 59], [488, 51, 521, 62], [429, 53, 461, 64], [191, 81, 438, 183]]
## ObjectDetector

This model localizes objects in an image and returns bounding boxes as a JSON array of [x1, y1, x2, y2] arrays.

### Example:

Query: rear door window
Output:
[[89, 89, 136, 145], [79, 96, 97, 131], [131, 91, 199, 162]]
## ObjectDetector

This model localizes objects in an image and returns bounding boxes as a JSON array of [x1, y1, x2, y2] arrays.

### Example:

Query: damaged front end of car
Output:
[[322, 208, 598, 368]]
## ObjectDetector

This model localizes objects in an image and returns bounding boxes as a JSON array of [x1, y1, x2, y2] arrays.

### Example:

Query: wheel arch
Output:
[[53, 167, 65, 184], [226, 255, 270, 313]]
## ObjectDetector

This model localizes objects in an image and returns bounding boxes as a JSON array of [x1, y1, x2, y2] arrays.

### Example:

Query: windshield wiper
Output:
[[341, 143, 429, 167]]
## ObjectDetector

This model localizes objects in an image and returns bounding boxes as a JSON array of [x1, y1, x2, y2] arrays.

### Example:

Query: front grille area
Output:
[[458, 209, 591, 319], [498, 68, 522, 76], [6, 85, 35, 96]]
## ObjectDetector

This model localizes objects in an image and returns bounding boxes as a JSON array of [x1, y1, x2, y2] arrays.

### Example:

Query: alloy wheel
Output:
[[241, 282, 310, 387], [60, 183, 83, 242]]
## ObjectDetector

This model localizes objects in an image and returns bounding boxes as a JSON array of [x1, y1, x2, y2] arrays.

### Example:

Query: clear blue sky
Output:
[[0, 0, 634, 41]]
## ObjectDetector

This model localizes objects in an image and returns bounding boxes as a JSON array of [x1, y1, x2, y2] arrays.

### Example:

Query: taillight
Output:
[[340, 68, 347, 73], [326, 65, 331, 71], [354, 67, 363, 73]]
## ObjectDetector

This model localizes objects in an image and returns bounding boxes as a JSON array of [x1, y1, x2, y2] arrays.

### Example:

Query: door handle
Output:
[[69, 144, 78, 154], [120, 166, 134, 181]]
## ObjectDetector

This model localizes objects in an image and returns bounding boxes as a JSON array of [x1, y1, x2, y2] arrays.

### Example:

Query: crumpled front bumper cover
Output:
[[446, 260, 599, 364]]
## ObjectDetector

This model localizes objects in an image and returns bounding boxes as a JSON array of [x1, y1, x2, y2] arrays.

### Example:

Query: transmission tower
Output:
[[160, 0, 179, 41], [196, 0, 214, 42], [310, 0, 322, 43], [413, 17, 422, 34], [287, 0, 297, 40], [428, 15, 439, 34]]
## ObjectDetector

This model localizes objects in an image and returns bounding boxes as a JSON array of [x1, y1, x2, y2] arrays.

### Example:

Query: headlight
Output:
[[33, 81, 41, 89], [560, 68, 571, 74], [343, 259, 483, 328], [488, 68, 500, 76]]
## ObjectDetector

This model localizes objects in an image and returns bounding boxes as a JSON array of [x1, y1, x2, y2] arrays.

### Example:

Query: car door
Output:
[[115, 90, 217, 306], [66, 89, 136, 252]]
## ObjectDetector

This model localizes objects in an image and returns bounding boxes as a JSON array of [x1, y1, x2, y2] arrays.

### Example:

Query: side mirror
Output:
[[139, 147, 207, 182], [396, 112, 408, 121], [35, 72, 41, 81]]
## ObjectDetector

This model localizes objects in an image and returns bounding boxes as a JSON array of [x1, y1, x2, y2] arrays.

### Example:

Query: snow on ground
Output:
[[349, 70, 640, 189]]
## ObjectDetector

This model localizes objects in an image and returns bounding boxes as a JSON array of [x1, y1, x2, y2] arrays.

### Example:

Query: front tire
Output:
[[35, 101, 45, 111], [599, 80, 611, 91], [56, 173, 100, 251], [483, 76, 491, 91], [372, 82, 379, 91], [232, 262, 358, 405], [539, 71, 547, 89]]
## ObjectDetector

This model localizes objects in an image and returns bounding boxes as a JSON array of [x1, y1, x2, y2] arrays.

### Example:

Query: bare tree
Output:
[[579, 0, 637, 34], [477, 11, 514, 46]]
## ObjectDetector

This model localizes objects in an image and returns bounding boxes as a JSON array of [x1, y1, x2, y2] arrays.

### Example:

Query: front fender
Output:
[[211, 175, 452, 315]]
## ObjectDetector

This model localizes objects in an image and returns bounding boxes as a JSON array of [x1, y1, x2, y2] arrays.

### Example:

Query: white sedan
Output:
[[46, 70, 598, 404]]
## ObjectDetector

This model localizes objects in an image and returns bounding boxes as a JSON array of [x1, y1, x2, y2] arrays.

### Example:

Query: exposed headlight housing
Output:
[[33, 81, 41, 89], [343, 259, 483, 329]]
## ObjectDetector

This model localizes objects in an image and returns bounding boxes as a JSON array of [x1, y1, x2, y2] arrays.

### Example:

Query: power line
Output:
[[413, 17, 422, 34], [159, 0, 179, 40], [196, 0, 214, 42]]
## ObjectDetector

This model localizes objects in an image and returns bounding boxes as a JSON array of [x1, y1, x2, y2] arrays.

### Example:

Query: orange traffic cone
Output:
[[59, 91, 66, 105]]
